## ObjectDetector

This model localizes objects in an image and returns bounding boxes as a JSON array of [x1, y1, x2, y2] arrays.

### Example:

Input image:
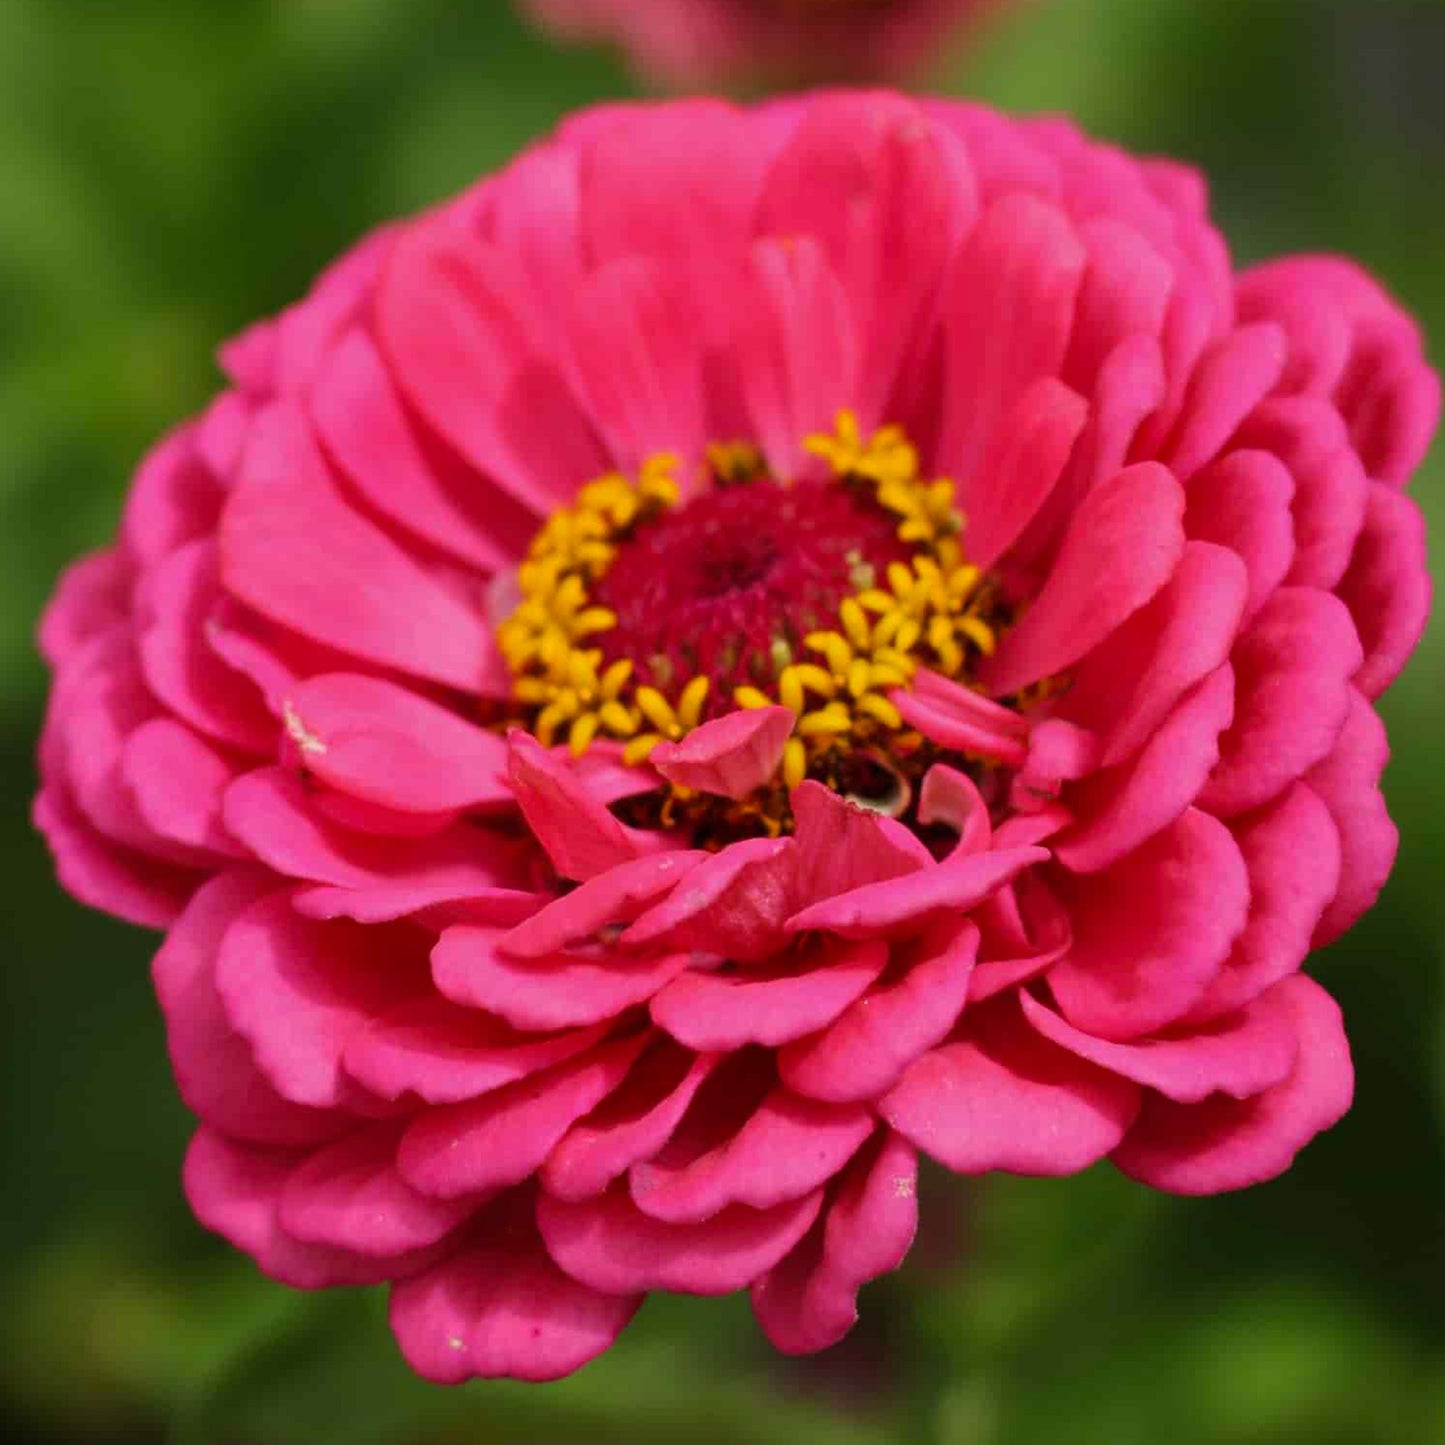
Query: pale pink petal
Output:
[[650, 707, 795, 802]]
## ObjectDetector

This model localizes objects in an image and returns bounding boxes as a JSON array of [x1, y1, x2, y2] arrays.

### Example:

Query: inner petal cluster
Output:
[[495, 415, 1009, 834]]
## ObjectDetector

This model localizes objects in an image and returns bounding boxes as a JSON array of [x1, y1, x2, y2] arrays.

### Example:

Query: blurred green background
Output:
[[2, 1, 1442, 1441]]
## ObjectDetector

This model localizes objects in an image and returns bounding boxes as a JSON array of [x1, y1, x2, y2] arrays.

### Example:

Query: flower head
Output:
[[522, 0, 1009, 88], [36, 94, 1437, 1382]]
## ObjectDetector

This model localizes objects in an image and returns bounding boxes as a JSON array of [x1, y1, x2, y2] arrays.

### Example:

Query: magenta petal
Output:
[[1336, 482, 1431, 701], [220, 402, 495, 692], [1199, 587, 1363, 818], [279, 1121, 474, 1256], [786, 846, 1045, 941], [935, 193, 1086, 496], [1187, 783, 1341, 1022], [1184, 449, 1297, 623], [791, 780, 932, 901], [629, 1088, 875, 1223], [536, 1184, 823, 1296], [1054, 663, 1235, 873], [1049, 808, 1249, 1040], [397, 1034, 648, 1200], [309, 326, 532, 573], [223, 768, 522, 907], [1112, 976, 1353, 1194], [963, 378, 1089, 570], [981, 462, 1187, 697], [622, 836, 796, 962], [881, 995, 1141, 1176], [343, 995, 607, 1106], [123, 718, 245, 859], [499, 851, 707, 958], [433, 924, 689, 1031], [1019, 986, 1298, 1106], [650, 939, 886, 1051], [214, 892, 426, 1109], [36, 547, 132, 668], [183, 1129, 434, 1288], [780, 922, 979, 1104], [543, 1045, 720, 1202], [508, 731, 672, 882], [283, 673, 512, 814], [650, 707, 795, 801], [152, 870, 344, 1147], [389, 1205, 641, 1384], [751, 1131, 917, 1356], [1306, 689, 1398, 947], [1161, 323, 1287, 480]]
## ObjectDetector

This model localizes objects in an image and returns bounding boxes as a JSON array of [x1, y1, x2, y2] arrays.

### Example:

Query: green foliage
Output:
[[1, 2, 1441, 1441]]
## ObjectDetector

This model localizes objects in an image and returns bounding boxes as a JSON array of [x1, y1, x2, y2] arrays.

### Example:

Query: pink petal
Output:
[[1305, 689, 1398, 947], [881, 995, 1141, 1176], [375, 222, 602, 512], [283, 673, 512, 815], [1062, 540, 1247, 769], [751, 1131, 918, 1356], [734, 237, 859, 477], [1184, 449, 1296, 623], [786, 846, 1046, 941], [135, 540, 275, 754], [1336, 482, 1431, 700], [791, 780, 932, 901], [1049, 808, 1249, 1040], [1187, 783, 1342, 1022], [981, 462, 1187, 698], [651, 938, 886, 1051], [935, 194, 1087, 496], [432, 923, 690, 1032], [389, 1200, 641, 1383], [343, 995, 607, 1106], [650, 707, 795, 801], [1199, 587, 1363, 818], [309, 327, 533, 573], [152, 870, 344, 1146], [499, 852, 706, 958], [780, 921, 979, 1104], [1160, 323, 1288, 481], [1054, 663, 1235, 873], [629, 1088, 875, 1224], [1235, 397, 1367, 591], [214, 891, 426, 1109], [397, 1035, 649, 1200], [183, 1128, 436, 1288], [508, 732, 673, 883], [1112, 976, 1353, 1194], [279, 1121, 473, 1256], [118, 422, 224, 570], [622, 836, 796, 962], [122, 718, 245, 859], [536, 1184, 824, 1297], [1019, 985, 1298, 1106], [37, 547, 132, 668], [962, 378, 1089, 571], [220, 402, 496, 691]]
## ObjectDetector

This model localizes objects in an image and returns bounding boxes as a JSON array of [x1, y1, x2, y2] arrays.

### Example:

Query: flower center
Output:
[[496, 414, 1006, 831]]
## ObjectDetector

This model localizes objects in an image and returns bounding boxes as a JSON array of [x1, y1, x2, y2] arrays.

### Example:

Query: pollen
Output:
[[495, 412, 1007, 834]]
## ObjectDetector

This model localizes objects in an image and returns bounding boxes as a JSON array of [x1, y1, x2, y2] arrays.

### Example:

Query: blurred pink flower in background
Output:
[[522, 0, 1010, 87], [35, 93, 1435, 1382]]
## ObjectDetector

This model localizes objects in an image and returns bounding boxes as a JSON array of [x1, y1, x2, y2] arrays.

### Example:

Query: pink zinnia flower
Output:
[[523, 0, 1007, 88], [36, 94, 1435, 1383]]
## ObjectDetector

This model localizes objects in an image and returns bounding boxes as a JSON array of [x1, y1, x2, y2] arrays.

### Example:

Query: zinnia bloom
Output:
[[36, 94, 1436, 1382], [522, 0, 1006, 88]]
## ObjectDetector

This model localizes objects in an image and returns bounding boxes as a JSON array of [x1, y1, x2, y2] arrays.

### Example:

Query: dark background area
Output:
[[1, 1, 1441, 1441]]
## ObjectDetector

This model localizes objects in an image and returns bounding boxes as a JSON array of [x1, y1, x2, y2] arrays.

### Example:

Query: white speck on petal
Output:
[[283, 701, 327, 756]]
